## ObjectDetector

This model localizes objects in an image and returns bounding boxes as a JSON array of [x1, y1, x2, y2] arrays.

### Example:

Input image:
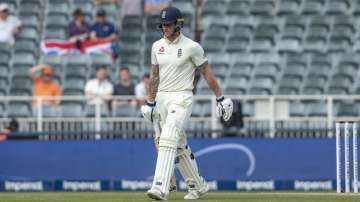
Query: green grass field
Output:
[[0, 192, 359, 202]]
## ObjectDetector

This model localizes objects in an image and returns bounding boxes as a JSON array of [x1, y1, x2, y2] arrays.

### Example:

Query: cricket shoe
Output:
[[184, 181, 209, 200], [147, 187, 168, 201]]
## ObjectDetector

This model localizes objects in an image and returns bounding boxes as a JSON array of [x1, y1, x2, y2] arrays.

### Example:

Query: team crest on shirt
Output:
[[177, 48, 182, 58], [158, 46, 165, 54]]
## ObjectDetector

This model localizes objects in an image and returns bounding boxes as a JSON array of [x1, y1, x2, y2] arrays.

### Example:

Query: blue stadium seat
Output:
[[8, 101, 32, 117], [325, 0, 350, 15], [277, 0, 300, 16], [336, 102, 358, 116], [226, 0, 251, 16], [61, 102, 84, 117], [112, 104, 137, 117], [250, 0, 275, 16], [301, 0, 324, 16]]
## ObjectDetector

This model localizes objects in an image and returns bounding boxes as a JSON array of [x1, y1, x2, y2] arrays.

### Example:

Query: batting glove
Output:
[[141, 100, 156, 123], [216, 96, 233, 122]]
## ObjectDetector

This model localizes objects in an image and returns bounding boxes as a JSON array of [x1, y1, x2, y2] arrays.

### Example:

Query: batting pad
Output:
[[152, 124, 180, 195], [176, 145, 205, 191]]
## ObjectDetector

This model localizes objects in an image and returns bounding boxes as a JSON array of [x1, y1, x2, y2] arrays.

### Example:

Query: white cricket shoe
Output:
[[184, 181, 209, 200], [147, 187, 168, 201]]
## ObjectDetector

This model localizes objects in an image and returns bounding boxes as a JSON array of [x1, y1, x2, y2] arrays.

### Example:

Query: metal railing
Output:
[[1, 95, 360, 139]]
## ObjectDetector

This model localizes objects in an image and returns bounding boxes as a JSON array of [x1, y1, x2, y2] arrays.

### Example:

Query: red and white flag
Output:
[[41, 39, 114, 56]]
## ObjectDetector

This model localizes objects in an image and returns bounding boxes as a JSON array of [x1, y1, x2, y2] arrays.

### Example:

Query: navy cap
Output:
[[96, 9, 106, 16], [159, 6, 184, 25]]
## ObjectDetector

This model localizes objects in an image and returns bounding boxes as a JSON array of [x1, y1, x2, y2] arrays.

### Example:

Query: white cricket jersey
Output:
[[151, 33, 207, 92]]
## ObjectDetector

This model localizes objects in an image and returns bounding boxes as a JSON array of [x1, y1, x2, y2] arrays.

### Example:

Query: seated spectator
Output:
[[67, 9, 90, 42], [135, 74, 150, 106], [0, 3, 21, 46], [85, 66, 114, 105], [113, 67, 136, 106], [144, 0, 172, 14], [0, 118, 19, 141], [90, 9, 116, 41], [31, 65, 61, 106]]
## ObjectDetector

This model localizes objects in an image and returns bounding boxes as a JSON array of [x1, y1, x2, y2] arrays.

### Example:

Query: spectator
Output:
[[0, 3, 21, 45], [85, 66, 114, 105], [67, 9, 90, 42], [113, 67, 136, 106], [0, 118, 19, 141], [144, 0, 171, 14], [90, 9, 116, 41], [135, 73, 150, 106], [31, 65, 61, 106]]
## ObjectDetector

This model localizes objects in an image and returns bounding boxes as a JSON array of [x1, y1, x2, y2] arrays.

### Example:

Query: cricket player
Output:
[[141, 6, 233, 200]]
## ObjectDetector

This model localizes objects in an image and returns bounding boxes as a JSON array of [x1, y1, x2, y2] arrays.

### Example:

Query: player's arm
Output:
[[199, 62, 222, 97], [148, 64, 160, 103], [198, 61, 233, 122]]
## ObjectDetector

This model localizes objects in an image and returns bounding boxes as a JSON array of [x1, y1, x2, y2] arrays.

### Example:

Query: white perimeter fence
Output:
[[1, 95, 360, 139]]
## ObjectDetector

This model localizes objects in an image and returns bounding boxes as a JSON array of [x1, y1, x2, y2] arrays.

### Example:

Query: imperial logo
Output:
[[63, 181, 101, 191], [5, 181, 43, 192], [121, 180, 152, 190], [158, 46, 165, 54]]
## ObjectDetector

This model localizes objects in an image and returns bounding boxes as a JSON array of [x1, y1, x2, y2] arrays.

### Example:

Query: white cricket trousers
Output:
[[151, 91, 193, 194]]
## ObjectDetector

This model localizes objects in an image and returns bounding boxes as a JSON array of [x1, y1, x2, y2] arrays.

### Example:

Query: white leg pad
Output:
[[176, 145, 205, 191], [152, 123, 180, 195]]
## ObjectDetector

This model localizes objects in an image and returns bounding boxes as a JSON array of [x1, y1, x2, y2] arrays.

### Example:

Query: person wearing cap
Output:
[[90, 9, 116, 41], [141, 7, 233, 200], [67, 8, 90, 42], [30, 64, 61, 106], [0, 3, 21, 45]]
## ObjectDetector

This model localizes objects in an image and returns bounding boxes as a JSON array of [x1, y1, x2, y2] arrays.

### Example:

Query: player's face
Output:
[[162, 23, 175, 38]]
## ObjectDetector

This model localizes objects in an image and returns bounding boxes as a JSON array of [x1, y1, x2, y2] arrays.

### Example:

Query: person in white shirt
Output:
[[141, 6, 233, 201], [135, 73, 150, 105], [85, 66, 114, 105], [0, 3, 21, 45]]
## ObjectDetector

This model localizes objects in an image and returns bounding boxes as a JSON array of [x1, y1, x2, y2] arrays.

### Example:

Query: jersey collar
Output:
[[164, 33, 183, 45]]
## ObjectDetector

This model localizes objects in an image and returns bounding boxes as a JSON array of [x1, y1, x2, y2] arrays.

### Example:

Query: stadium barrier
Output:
[[1, 138, 359, 191], [2, 95, 360, 138]]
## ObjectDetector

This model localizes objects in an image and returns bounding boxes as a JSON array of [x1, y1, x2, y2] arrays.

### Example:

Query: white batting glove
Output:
[[141, 100, 156, 123], [216, 96, 233, 122]]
